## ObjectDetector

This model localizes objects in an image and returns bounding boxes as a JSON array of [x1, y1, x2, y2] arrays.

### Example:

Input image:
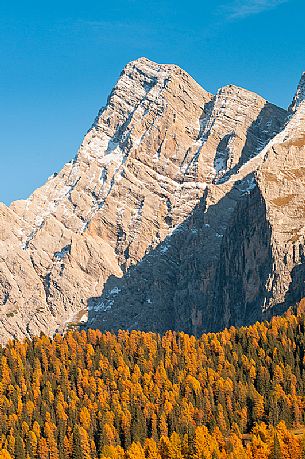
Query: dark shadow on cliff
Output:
[[214, 102, 287, 184], [285, 254, 305, 306], [265, 247, 305, 319], [86, 174, 276, 336]]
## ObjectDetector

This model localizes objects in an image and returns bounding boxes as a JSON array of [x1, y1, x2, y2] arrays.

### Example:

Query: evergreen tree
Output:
[[14, 436, 25, 459], [270, 432, 282, 459], [72, 426, 82, 459]]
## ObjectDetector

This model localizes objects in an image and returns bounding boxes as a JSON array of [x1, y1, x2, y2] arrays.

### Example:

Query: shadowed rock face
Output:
[[88, 177, 274, 335], [0, 57, 304, 342]]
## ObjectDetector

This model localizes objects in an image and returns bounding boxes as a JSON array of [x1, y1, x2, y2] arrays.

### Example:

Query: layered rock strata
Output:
[[0, 57, 304, 341]]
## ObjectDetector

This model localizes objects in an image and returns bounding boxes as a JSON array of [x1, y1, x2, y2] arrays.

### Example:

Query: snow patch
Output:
[[109, 287, 121, 295], [79, 313, 88, 323], [93, 300, 113, 312]]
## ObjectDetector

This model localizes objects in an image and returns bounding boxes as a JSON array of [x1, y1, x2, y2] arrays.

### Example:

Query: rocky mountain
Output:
[[0, 58, 304, 342]]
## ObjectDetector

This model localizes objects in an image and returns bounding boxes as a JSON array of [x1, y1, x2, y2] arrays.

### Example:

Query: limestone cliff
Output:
[[0, 58, 303, 341]]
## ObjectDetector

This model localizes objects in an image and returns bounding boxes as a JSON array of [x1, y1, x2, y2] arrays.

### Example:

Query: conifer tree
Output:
[[270, 432, 282, 459], [14, 436, 25, 459]]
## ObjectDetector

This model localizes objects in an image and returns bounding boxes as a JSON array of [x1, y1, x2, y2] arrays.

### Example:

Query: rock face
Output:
[[0, 57, 304, 341]]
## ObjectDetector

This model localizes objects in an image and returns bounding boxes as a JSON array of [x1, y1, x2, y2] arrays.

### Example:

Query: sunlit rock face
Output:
[[1, 58, 304, 342]]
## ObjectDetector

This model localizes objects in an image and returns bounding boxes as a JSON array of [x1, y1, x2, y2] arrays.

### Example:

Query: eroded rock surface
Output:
[[0, 57, 304, 341]]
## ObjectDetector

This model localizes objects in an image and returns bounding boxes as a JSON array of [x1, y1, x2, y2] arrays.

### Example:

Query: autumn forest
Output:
[[1, 305, 305, 458]]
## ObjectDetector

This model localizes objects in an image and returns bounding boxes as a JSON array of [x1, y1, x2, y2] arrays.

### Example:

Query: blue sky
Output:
[[0, 0, 304, 204]]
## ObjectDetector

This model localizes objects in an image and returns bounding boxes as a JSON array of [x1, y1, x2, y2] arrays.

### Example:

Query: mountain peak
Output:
[[120, 57, 184, 83], [289, 71, 305, 113], [217, 84, 268, 107], [126, 56, 183, 73], [0, 59, 302, 343], [114, 57, 211, 104]]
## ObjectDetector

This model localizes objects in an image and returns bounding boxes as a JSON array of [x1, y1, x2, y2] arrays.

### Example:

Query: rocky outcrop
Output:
[[289, 72, 305, 113], [0, 58, 303, 342]]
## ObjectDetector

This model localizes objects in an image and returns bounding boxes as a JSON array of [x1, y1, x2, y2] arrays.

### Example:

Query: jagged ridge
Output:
[[0, 58, 304, 342]]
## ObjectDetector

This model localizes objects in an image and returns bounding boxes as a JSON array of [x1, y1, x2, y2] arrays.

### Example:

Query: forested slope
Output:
[[1, 303, 305, 458]]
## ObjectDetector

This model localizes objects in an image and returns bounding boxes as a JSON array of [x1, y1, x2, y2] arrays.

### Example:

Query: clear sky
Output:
[[0, 0, 304, 204]]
